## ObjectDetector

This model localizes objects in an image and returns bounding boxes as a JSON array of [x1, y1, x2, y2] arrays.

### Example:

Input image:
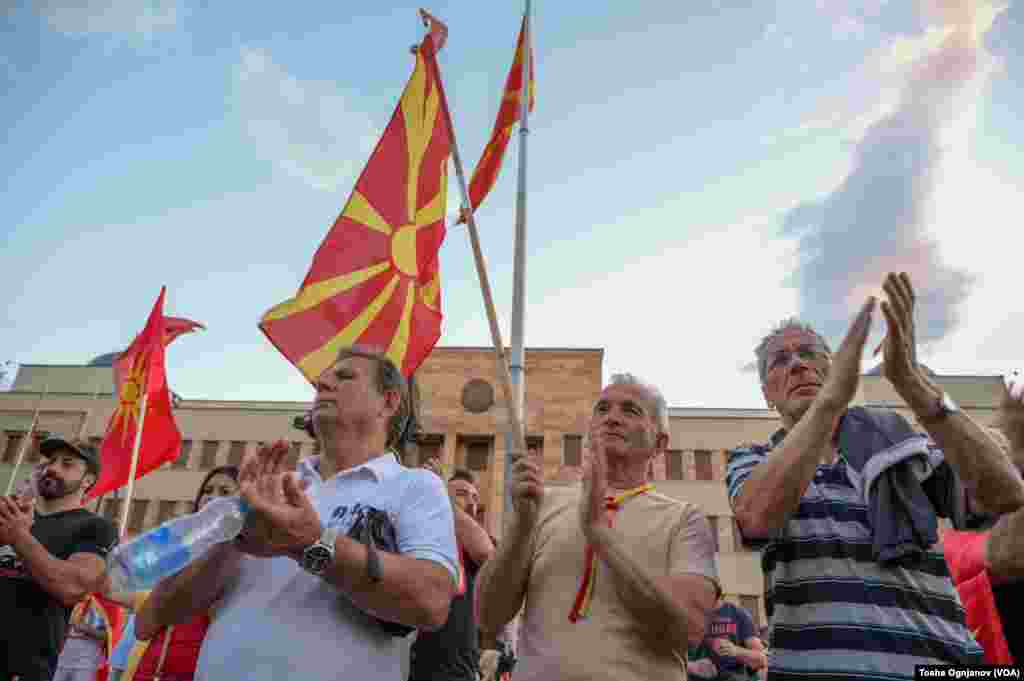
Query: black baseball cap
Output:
[[39, 437, 102, 477]]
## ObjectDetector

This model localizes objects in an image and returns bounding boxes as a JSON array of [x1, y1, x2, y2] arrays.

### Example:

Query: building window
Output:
[[526, 435, 544, 457], [103, 499, 122, 526], [26, 435, 42, 463], [128, 500, 149, 534], [414, 434, 443, 467], [465, 439, 491, 472], [707, 516, 720, 553], [173, 439, 193, 469], [157, 500, 179, 525], [228, 441, 246, 467], [2, 432, 22, 463], [285, 442, 303, 469], [665, 450, 684, 480], [694, 449, 713, 481], [563, 435, 582, 466], [740, 595, 761, 628], [200, 441, 219, 470]]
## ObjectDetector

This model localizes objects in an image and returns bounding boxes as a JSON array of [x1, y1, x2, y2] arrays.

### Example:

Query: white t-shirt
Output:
[[195, 452, 459, 681]]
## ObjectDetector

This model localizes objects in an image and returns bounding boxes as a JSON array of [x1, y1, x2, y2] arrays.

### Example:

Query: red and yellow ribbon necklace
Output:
[[568, 483, 654, 623]]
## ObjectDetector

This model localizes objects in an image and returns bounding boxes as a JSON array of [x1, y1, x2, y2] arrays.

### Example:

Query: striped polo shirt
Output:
[[726, 429, 983, 681]]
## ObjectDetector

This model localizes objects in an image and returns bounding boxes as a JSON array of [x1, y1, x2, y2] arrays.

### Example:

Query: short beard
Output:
[[38, 474, 85, 501]]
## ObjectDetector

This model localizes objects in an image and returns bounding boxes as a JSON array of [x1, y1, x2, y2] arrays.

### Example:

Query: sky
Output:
[[2, 0, 1022, 408]]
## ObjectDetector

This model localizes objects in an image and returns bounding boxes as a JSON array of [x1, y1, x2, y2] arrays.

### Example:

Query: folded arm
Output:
[[9, 528, 106, 608], [592, 523, 717, 650]]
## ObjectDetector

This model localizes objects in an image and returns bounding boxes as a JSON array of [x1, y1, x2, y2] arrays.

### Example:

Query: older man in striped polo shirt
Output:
[[726, 273, 1024, 681]]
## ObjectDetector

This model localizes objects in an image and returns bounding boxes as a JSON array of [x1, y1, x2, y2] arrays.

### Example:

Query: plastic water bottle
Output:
[[106, 496, 249, 592]]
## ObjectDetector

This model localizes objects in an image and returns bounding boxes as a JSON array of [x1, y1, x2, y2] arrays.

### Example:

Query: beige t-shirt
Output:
[[515, 485, 719, 681]]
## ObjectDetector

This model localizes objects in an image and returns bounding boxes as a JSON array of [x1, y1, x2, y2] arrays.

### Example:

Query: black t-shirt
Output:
[[408, 551, 480, 681], [705, 602, 757, 677], [0, 508, 118, 680], [994, 580, 1024, 664]]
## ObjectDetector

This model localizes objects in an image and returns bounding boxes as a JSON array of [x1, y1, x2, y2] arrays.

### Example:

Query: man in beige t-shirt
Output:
[[476, 373, 720, 681]]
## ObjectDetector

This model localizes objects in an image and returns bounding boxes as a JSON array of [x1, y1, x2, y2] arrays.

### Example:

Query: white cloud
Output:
[[35, 0, 180, 38], [233, 47, 380, 193]]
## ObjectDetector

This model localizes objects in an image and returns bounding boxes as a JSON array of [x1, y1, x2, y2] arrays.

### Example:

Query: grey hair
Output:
[[608, 372, 670, 434], [753, 318, 832, 385], [335, 346, 411, 450]]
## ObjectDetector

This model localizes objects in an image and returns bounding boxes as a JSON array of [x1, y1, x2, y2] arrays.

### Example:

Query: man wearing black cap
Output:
[[0, 438, 118, 681]]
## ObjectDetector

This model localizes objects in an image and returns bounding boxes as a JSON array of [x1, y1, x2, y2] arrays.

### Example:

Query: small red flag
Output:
[[459, 17, 535, 222], [88, 288, 182, 500], [164, 316, 205, 347]]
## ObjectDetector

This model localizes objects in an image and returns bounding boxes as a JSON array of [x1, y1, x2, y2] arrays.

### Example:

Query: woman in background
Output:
[[124, 465, 240, 681]]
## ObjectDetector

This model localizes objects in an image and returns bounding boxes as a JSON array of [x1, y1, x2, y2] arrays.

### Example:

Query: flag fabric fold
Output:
[[460, 17, 535, 221], [260, 25, 452, 380], [88, 288, 182, 500]]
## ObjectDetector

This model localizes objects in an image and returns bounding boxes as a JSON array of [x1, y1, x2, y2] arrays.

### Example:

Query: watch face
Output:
[[942, 393, 959, 412], [304, 545, 332, 573]]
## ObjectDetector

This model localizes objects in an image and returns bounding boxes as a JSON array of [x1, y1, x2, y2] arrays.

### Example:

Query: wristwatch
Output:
[[920, 391, 959, 425], [301, 525, 339, 576]]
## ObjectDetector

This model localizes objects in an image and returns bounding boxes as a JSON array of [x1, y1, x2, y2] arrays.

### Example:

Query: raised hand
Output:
[[996, 373, 1024, 454], [817, 298, 876, 411], [509, 448, 544, 530], [881, 272, 920, 388], [579, 437, 608, 540], [237, 441, 320, 558]]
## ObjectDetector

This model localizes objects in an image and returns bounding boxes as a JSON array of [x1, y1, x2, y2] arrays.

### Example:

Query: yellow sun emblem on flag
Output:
[[259, 44, 449, 381], [112, 354, 148, 445]]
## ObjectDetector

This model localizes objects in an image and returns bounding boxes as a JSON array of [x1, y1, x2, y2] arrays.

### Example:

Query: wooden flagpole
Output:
[[118, 391, 149, 538], [418, 13, 528, 464], [5, 382, 49, 495]]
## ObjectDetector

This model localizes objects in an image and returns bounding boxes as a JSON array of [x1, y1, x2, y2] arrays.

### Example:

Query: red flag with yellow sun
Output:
[[260, 20, 451, 380], [87, 287, 183, 500]]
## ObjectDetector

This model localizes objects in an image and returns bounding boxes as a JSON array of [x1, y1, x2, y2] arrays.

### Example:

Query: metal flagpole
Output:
[[118, 391, 149, 538], [419, 17, 529, 513], [5, 382, 49, 495], [505, 0, 532, 520]]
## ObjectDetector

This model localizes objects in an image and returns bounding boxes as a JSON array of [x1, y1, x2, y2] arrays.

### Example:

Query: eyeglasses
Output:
[[765, 346, 830, 373]]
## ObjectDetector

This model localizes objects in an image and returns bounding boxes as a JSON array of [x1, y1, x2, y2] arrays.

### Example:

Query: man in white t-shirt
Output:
[[138, 346, 460, 681]]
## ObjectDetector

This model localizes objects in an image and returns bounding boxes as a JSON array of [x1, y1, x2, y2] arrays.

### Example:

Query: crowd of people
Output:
[[3, 272, 1024, 681]]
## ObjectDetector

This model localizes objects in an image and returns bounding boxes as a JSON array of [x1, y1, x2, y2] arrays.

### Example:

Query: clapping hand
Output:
[[996, 373, 1024, 454], [236, 441, 321, 559], [817, 298, 876, 412]]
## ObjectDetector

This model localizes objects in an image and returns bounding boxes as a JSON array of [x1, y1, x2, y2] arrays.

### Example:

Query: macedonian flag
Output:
[[461, 16, 535, 220], [260, 23, 451, 381], [88, 288, 182, 501]]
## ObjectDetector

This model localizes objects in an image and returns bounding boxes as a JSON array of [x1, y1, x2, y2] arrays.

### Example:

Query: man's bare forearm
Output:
[[136, 542, 242, 639], [590, 525, 706, 651], [986, 507, 1024, 582], [316, 535, 455, 631], [899, 373, 1024, 515], [475, 517, 534, 633], [452, 504, 495, 566], [733, 401, 841, 537], [10, 530, 102, 607]]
